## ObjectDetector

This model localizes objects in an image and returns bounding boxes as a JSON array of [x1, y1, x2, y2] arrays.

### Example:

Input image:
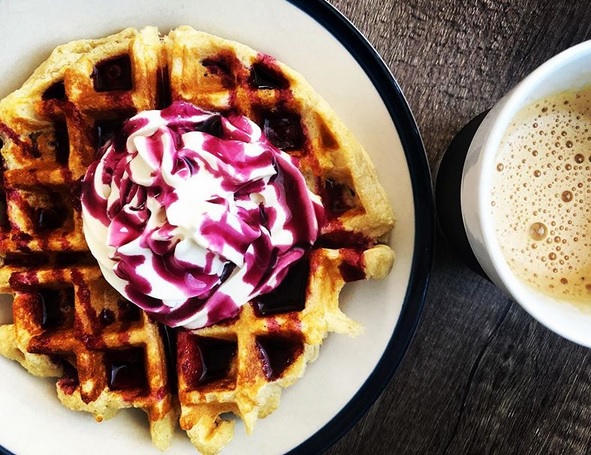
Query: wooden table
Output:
[[325, 1, 591, 454]]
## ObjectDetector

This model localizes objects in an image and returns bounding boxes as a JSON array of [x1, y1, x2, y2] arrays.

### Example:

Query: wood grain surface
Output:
[[323, 1, 591, 454]]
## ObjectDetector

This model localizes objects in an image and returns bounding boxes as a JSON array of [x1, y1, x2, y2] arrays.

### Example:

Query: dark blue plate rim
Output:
[[283, 0, 434, 454], [0, 1, 433, 454]]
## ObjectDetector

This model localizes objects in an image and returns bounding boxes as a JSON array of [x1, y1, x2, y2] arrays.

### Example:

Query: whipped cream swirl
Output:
[[81, 101, 323, 329]]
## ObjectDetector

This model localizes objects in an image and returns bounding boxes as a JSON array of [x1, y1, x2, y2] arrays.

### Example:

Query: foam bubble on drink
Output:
[[490, 87, 591, 302]]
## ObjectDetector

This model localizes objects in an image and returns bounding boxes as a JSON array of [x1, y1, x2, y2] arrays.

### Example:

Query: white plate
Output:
[[0, 1, 433, 454]]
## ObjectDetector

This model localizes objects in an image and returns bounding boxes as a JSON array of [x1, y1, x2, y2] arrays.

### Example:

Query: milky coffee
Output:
[[491, 86, 591, 301]]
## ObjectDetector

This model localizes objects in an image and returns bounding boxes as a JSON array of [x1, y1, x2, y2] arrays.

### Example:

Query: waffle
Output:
[[0, 26, 395, 454], [0, 265, 177, 450]]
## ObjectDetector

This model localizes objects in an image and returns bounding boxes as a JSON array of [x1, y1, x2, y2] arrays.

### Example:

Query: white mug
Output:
[[461, 40, 591, 347]]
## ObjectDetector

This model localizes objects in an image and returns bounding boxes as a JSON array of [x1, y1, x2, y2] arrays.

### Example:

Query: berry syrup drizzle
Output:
[[81, 101, 324, 329]]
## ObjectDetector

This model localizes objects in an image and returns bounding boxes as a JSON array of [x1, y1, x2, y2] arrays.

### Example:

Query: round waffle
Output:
[[0, 26, 395, 454]]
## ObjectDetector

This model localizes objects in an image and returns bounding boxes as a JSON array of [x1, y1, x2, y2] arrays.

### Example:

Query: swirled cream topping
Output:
[[81, 101, 323, 329]]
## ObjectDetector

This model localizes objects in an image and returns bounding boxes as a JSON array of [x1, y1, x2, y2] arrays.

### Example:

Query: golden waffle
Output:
[[165, 27, 394, 240], [0, 265, 177, 450], [0, 26, 395, 454], [176, 244, 393, 454], [0, 27, 177, 451]]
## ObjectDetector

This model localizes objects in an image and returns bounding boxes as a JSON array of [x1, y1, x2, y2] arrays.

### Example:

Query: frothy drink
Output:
[[491, 86, 591, 301]]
